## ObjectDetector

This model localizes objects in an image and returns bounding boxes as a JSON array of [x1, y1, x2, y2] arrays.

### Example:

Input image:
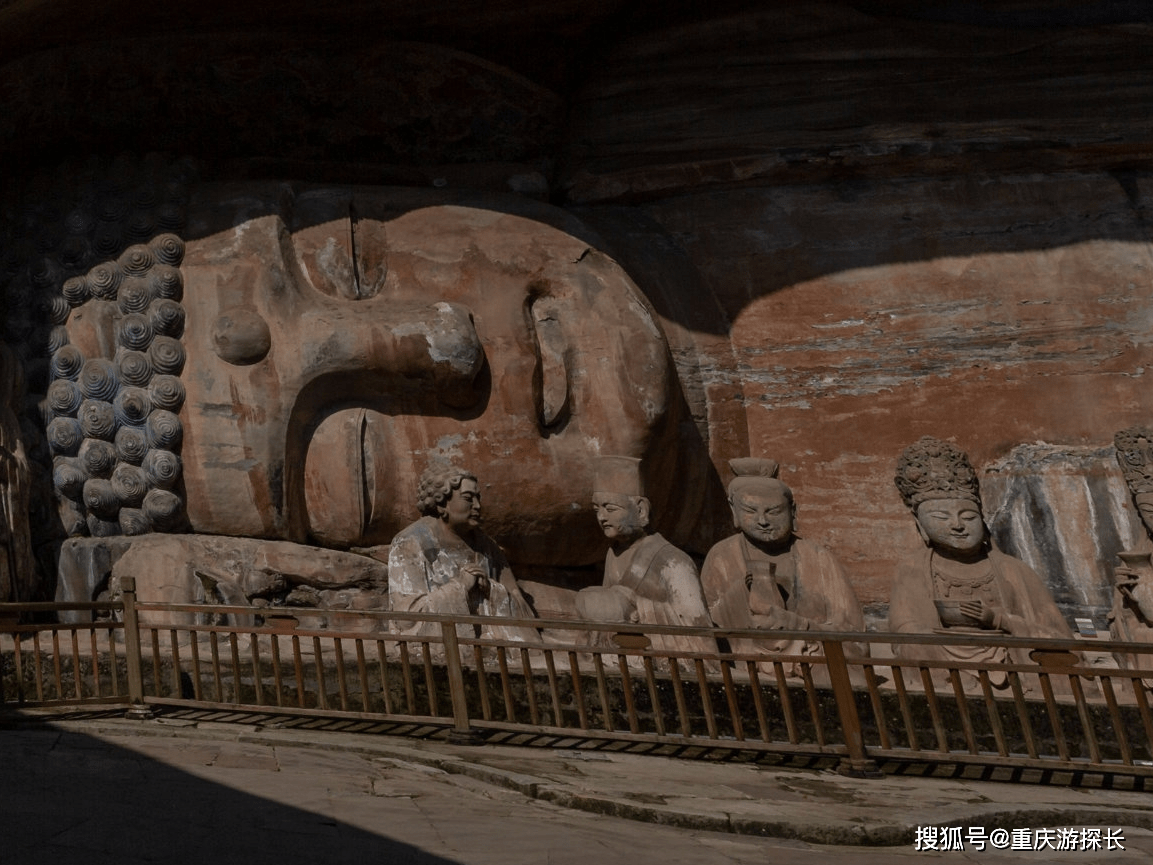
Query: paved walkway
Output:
[[3, 709, 1153, 864]]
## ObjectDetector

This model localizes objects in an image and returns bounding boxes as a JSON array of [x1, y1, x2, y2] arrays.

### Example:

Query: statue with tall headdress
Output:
[[700, 457, 865, 673], [1109, 427, 1153, 676], [888, 437, 1072, 685], [575, 455, 714, 655]]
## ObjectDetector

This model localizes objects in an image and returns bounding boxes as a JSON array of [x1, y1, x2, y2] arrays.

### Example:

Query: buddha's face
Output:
[[592, 492, 648, 542], [915, 498, 986, 556], [730, 484, 793, 548], [177, 183, 677, 564]]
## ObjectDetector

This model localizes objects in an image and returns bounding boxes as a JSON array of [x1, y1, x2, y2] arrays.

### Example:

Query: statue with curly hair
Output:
[[888, 437, 1071, 686], [388, 463, 536, 640]]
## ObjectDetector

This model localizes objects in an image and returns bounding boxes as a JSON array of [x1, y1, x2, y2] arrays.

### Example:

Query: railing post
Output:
[[440, 620, 482, 745], [822, 638, 880, 778], [120, 577, 154, 720]]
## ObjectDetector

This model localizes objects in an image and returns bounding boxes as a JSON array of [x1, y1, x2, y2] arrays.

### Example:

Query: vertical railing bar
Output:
[[89, 629, 101, 699], [1068, 674, 1100, 765], [1037, 672, 1069, 761], [399, 641, 416, 715], [978, 670, 1008, 758], [746, 662, 771, 743], [150, 629, 162, 697], [52, 629, 64, 699], [355, 639, 369, 713], [439, 622, 472, 737], [1129, 676, 1153, 760], [119, 579, 146, 711], [618, 655, 641, 735], [269, 635, 283, 708], [1008, 671, 1039, 759], [669, 658, 692, 737], [919, 667, 949, 753], [291, 635, 306, 708], [313, 636, 329, 711], [227, 631, 242, 704], [520, 647, 540, 726], [863, 665, 890, 750], [108, 628, 121, 697], [569, 651, 589, 730], [891, 665, 919, 751], [718, 660, 743, 741], [376, 639, 394, 715], [496, 646, 516, 723], [948, 669, 978, 754], [209, 631, 223, 703], [695, 658, 719, 740], [642, 656, 665, 737], [773, 661, 799, 745], [29, 631, 43, 702], [12, 631, 25, 703], [0, 632, 9, 704], [1099, 676, 1132, 765], [69, 628, 83, 700], [593, 652, 613, 732], [333, 637, 349, 712], [799, 663, 825, 747], [544, 650, 564, 727], [474, 644, 492, 722], [249, 630, 264, 707], [420, 641, 439, 717], [168, 629, 182, 700], [187, 629, 202, 702]]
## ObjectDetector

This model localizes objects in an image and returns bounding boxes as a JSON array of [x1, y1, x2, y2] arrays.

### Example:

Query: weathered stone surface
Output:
[[107, 534, 388, 626]]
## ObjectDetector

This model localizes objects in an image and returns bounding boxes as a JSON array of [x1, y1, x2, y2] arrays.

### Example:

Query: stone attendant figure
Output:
[[388, 465, 537, 641], [701, 458, 865, 668], [576, 456, 714, 655], [1110, 427, 1153, 677], [889, 437, 1072, 683]]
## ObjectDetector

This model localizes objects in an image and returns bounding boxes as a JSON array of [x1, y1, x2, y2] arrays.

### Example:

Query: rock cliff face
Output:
[[1, 2, 1151, 626]]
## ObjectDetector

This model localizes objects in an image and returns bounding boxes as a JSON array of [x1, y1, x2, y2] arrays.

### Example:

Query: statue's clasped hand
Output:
[[459, 564, 490, 596], [959, 600, 1005, 631]]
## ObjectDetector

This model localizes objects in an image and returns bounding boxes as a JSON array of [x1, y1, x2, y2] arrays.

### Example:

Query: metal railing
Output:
[[2, 576, 1152, 780]]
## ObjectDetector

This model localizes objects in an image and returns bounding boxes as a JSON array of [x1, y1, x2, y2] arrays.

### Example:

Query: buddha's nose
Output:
[[297, 300, 484, 407]]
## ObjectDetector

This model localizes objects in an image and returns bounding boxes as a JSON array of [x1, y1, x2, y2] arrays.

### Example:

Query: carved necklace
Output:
[[930, 549, 1001, 603]]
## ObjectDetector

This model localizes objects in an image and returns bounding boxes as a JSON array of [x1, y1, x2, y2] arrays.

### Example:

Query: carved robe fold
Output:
[[888, 547, 1072, 671], [602, 532, 715, 656], [701, 535, 866, 663], [388, 516, 537, 642]]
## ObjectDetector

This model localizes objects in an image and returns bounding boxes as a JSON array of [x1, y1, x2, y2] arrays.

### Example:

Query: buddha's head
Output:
[[591, 456, 650, 544], [726, 457, 794, 550], [417, 464, 481, 537], [896, 437, 988, 557]]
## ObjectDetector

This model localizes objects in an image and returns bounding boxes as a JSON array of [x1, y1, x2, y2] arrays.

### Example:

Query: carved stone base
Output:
[[124, 705, 156, 721]]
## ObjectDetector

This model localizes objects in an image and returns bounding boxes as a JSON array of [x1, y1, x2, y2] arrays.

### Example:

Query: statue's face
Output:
[[440, 478, 481, 534], [914, 498, 986, 556], [730, 485, 793, 547], [178, 184, 677, 563], [592, 492, 647, 541]]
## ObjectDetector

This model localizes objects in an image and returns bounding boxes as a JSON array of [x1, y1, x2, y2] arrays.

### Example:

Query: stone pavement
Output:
[[3, 709, 1153, 864]]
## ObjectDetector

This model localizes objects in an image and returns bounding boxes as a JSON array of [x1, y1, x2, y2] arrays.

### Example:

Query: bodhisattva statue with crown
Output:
[[700, 458, 865, 670], [889, 437, 1072, 683], [1110, 427, 1153, 676], [575, 456, 714, 655]]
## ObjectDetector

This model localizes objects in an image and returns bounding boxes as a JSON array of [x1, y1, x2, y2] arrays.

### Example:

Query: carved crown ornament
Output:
[[894, 436, 982, 511], [1114, 426, 1153, 496]]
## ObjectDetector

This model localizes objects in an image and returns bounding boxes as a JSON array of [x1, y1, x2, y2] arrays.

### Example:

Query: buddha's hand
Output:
[[608, 585, 640, 623], [458, 564, 489, 596], [960, 600, 1005, 631], [1120, 578, 1153, 623]]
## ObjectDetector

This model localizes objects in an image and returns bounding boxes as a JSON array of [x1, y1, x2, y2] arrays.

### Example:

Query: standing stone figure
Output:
[[701, 458, 865, 669], [0, 342, 34, 603], [888, 437, 1072, 683], [576, 456, 714, 655], [1110, 427, 1153, 677], [388, 464, 537, 641]]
